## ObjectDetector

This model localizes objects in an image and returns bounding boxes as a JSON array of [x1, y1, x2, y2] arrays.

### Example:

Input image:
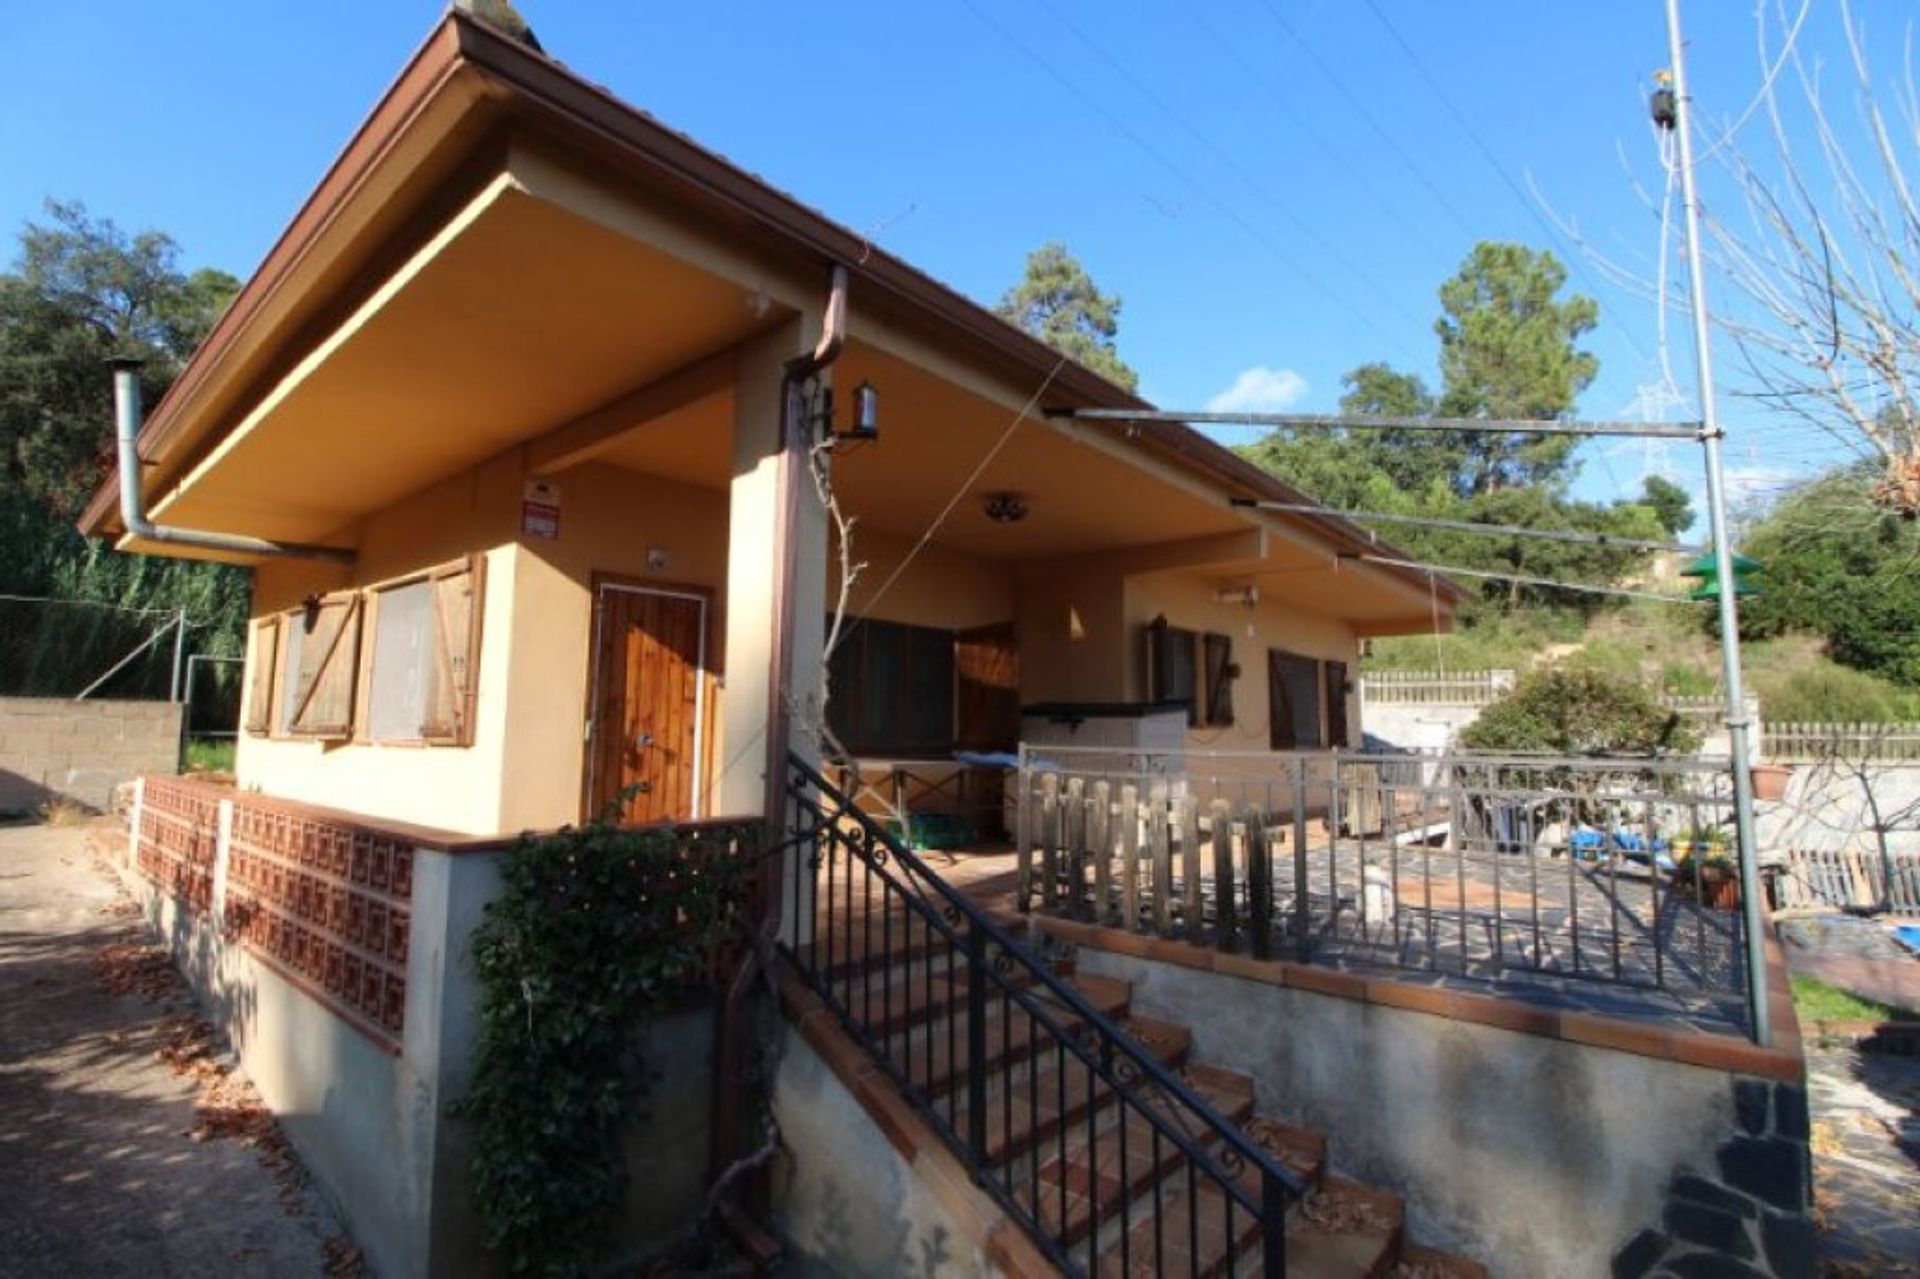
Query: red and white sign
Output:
[[521, 479, 561, 540]]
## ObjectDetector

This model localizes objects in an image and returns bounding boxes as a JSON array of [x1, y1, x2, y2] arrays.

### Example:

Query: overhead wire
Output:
[[1361, 0, 1655, 368], [1250, 0, 1482, 243], [829, 354, 1072, 652], [1230, 498, 1692, 553], [1354, 553, 1705, 605], [955, 0, 1422, 364], [1172, 0, 1456, 264]]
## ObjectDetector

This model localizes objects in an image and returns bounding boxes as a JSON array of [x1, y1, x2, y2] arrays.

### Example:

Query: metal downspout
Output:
[[708, 265, 848, 1205], [108, 358, 356, 565]]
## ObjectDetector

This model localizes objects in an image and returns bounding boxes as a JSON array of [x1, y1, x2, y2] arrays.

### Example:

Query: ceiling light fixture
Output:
[[982, 492, 1029, 524]]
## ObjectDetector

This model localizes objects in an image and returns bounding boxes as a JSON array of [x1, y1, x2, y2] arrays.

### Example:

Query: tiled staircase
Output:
[[782, 757, 1481, 1278], [811, 938, 1483, 1278]]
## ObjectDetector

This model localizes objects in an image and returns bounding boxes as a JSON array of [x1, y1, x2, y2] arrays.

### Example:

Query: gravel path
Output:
[[0, 820, 355, 1279]]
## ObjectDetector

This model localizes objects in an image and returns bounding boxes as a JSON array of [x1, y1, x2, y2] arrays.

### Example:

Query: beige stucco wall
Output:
[[1124, 567, 1361, 754], [239, 452, 523, 836], [834, 530, 1013, 633], [505, 461, 729, 831], [237, 449, 733, 837]]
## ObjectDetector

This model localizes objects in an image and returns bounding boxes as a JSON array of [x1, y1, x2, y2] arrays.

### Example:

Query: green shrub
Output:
[[1750, 661, 1920, 723], [1459, 666, 1701, 755], [459, 817, 757, 1277]]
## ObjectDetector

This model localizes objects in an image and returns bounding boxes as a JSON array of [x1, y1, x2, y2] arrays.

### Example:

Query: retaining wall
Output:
[[1061, 938, 1813, 1279], [0, 697, 180, 813]]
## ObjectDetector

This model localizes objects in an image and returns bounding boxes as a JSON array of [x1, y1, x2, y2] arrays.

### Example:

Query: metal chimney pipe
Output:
[[108, 358, 355, 564]]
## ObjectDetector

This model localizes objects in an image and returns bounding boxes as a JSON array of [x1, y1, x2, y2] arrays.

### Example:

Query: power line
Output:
[[1354, 553, 1704, 605], [1047, 407, 1702, 439], [955, 0, 1420, 362], [1251, 0, 1481, 242], [1174, 0, 1455, 263], [1231, 499, 1692, 553], [1361, 0, 1654, 366]]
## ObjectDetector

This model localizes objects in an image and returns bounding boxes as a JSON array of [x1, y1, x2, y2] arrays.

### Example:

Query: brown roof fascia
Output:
[[80, 10, 1461, 610], [78, 20, 472, 537], [444, 17, 1463, 606]]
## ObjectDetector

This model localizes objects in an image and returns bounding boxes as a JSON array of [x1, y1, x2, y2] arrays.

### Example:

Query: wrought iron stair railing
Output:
[[782, 753, 1302, 1276]]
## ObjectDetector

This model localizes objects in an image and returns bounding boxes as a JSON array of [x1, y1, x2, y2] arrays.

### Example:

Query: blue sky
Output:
[[1, 1, 1865, 510]]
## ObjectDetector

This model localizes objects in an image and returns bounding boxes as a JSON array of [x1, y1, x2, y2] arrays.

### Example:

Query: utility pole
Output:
[[1665, 0, 1771, 1045]]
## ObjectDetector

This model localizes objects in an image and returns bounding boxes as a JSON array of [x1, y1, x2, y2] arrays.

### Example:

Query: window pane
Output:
[[1269, 650, 1323, 749], [368, 580, 435, 742]]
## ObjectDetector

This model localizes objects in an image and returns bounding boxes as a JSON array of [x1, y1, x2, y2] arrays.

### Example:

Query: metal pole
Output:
[[1048, 407, 1702, 439], [169, 608, 188, 703], [1667, 0, 1771, 1045]]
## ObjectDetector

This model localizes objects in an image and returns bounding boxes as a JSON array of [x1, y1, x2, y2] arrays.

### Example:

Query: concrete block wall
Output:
[[0, 697, 180, 813]]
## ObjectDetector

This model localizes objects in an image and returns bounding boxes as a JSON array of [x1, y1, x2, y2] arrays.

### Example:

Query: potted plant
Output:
[[1750, 762, 1793, 802], [1694, 850, 1742, 910]]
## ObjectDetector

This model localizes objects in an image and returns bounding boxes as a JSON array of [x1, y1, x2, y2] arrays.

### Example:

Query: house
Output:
[[85, 13, 1813, 1279]]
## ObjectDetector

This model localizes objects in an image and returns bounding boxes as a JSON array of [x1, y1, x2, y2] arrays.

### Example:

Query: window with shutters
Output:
[[364, 556, 484, 746], [1324, 660, 1352, 749], [1202, 632, 1235, 727], [1145, 616, 1200, 725], [244, 616, 279, 736], [281, 593, 363, 739], [1267, 649, 1323, 750]]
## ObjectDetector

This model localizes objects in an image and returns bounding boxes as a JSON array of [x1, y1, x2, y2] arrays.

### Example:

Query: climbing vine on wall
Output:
[[458, 816, 759, 1278]]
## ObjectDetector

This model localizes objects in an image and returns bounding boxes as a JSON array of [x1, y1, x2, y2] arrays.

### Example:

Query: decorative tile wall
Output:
[[222, 801, 415, 1052], [135, 775, 220, 913]]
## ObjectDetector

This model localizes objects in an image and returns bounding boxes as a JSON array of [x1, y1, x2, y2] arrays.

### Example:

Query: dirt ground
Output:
[[0, 819, 358, 1278]]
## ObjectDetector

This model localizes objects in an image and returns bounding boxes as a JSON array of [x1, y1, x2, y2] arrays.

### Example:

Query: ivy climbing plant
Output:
[[458, 816, 759, 1278]]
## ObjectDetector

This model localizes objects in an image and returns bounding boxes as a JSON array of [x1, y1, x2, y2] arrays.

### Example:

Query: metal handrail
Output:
[[784, 752, 1302, 1275]]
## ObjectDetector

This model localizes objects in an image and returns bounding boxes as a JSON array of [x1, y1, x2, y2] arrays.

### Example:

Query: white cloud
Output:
[[1205, 365, 1308, 414]]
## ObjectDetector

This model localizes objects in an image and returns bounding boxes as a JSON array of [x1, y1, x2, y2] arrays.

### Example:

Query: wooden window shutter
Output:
[[1324, 660, 1352, 748], [422, 556, 483, 745], [1202, 632, 1235, 727], [1267, 650, 1295, 749], [244, 616, 279, 736], [288, 594, 363, 739]]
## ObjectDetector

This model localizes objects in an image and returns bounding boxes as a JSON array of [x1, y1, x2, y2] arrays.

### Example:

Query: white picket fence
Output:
[[1358, 669, 1515, 706], [1763, 721, 1920, 764]]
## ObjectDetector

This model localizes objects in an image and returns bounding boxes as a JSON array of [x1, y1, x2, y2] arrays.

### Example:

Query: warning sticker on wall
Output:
[[522, 479, 561, 540]]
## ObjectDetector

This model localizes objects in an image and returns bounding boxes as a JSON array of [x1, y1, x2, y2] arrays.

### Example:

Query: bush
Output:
[[458, 817, 757, 1277], [1459, 666, 1701, 755], [1752, 661, 1920, 723], [1737, 466, 1920, 688]]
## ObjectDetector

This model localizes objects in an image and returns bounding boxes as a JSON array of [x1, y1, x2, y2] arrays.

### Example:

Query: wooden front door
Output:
[[588, 584, 708, 824]]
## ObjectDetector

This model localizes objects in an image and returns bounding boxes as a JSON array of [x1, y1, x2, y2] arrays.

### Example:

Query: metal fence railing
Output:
[[1015, 744, 1751, 1029]]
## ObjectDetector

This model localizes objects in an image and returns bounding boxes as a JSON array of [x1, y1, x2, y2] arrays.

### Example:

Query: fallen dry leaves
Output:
[[89, 879, 365, 1277], [1299, 1186, 1396, 1235], [93, 944, 185, 999]]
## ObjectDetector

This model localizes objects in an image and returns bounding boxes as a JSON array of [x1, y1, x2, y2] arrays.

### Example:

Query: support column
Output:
[[718, 316, 829, 820]]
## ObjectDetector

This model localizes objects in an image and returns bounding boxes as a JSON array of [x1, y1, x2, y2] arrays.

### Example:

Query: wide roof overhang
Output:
[[79, 11, 1465, 622]]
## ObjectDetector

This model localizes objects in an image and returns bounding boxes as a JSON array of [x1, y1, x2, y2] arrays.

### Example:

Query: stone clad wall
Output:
[[0, 697, 181, 813]]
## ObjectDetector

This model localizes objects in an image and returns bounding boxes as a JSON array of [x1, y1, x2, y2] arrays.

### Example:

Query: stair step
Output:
[[956, 1014, 1191, 1166], [1287, 1177, 1405, 1279], [1021, 1065, 1265, 1249], [1092, 1171, 1265, 1278], [1388, 1243, 1489, 1279], [903, 975, 1135, 1096]]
